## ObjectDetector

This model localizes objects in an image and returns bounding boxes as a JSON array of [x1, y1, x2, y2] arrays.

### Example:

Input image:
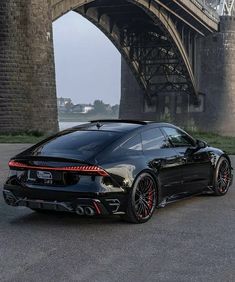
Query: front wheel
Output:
[[213, 157, 232, 196], [121, 172, 157, 224]]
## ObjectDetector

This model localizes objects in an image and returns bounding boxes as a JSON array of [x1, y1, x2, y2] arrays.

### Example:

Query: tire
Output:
[[213, 157, 232, 196], [121, 172, 157, 223]]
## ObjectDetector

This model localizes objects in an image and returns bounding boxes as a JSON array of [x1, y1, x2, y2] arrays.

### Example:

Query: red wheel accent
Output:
[[213, 157, 232, 196], [134, 175, 156, 220]]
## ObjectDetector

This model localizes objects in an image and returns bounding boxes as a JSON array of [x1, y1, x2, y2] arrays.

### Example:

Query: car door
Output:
[[162, 126, 212, 193], [141, 127, 184, 198]]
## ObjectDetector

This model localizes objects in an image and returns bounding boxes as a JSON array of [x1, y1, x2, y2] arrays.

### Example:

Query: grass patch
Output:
[[187, 131, 235, 155], [0, 134, 46, 144]]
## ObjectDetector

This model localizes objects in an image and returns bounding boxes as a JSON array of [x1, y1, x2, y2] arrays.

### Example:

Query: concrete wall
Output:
[[0, 0, 58, 134]]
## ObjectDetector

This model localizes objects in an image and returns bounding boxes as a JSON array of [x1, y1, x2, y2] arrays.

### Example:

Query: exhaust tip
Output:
[[84, 206, 95, 216], [76, 206, 84, 215]]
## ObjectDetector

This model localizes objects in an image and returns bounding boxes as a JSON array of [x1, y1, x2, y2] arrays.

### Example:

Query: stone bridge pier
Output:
[[0, 0, 58, 134], [196, 16, 235, 136]]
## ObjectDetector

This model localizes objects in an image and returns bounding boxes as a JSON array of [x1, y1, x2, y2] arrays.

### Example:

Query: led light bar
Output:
[[8, 160, 108, 176]]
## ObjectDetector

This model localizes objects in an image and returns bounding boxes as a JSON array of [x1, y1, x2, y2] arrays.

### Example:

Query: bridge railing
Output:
[[191, 0, 220, 21]]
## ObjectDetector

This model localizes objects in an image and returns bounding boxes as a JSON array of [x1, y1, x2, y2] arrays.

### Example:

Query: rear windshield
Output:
[[30, 130, 121, 159]]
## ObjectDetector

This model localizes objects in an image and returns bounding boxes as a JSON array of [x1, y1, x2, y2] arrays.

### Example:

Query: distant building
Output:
[[70, 104, 94, 114], [57, 97, 73, 113], [57, 97, 72, 108], [57, 98, 95, 114], [71, 104, 83, 113], [80, 105, 94, 113]]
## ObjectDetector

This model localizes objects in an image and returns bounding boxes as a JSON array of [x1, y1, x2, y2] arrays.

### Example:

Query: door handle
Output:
[[152, 160, 161, 166], [149, 160, 161, 168]]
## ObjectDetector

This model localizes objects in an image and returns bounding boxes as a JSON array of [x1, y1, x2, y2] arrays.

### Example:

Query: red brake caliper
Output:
[[147, 180, 153, 214]]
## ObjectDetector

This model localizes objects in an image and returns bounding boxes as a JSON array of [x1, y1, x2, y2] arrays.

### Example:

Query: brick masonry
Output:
[[0, 0, 58, 134]]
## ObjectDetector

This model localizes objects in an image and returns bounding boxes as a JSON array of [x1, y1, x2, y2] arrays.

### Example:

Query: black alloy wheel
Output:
[[122, 172, 157, 223], [213, 157, 232, 196]]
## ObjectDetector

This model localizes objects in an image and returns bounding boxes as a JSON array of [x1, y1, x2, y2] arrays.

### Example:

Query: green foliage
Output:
[[92, 100, 107, 114], [26, 130, 44, 137], [111, 104, 120, 116], [0, 133, 46, 143]]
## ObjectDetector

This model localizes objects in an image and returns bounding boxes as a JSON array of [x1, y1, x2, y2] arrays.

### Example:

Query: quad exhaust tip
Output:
[[84, 206, 95, 216], [76, 206, 85, 216], [76, 205, 95, 216], [3, 190, 100, 216]]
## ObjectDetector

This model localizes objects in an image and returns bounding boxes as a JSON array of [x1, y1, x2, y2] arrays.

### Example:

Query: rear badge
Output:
[[37, 171, 53, 180]]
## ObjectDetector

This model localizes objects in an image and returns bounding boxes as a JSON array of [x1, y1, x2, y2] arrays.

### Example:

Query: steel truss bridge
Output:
[[51, 0, 234, 104]]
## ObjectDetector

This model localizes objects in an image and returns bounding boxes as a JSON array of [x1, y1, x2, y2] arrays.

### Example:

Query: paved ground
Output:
[[0, 144, 234, 282]]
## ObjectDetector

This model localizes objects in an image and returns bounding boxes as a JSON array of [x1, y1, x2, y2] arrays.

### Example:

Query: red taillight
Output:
[[8, 160, 108, 176]]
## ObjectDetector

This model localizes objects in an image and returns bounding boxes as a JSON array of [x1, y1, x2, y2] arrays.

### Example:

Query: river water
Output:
[[59, 122, 86, 131]]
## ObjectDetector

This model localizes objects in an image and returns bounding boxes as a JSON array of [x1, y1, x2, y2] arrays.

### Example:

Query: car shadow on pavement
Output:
[[7, 196, 199, 227], [8, 210, 129, 226], [7, 192, 220, 227]]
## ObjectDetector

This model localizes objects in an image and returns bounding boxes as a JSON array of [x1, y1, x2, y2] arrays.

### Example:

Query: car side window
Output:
[[162, 127, 194, 147], [141, 128, 169, 151], [121, 134, 142, 151]]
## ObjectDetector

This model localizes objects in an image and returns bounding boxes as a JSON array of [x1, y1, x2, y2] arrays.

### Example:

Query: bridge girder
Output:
[[76, 0, 198, 102]]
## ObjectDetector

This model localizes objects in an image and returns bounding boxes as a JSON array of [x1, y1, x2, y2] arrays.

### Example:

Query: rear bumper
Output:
[[3, 185, 128, 216]]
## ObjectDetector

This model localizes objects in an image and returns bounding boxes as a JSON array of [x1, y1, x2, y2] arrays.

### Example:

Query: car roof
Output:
[[71, 120, 175, 133]]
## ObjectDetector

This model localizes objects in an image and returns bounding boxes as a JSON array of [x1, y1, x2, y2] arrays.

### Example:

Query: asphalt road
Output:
[[0, 144, 234, 282]]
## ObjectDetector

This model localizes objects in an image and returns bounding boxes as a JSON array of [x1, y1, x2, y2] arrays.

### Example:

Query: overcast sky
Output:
[[53, 11, 121, 105]]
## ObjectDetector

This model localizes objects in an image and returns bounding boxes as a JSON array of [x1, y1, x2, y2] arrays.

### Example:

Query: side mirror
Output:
[[196, 139, 207, 149]]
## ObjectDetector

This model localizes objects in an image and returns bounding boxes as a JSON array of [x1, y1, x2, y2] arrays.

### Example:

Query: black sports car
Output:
[[3, 120, 233, 223]]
